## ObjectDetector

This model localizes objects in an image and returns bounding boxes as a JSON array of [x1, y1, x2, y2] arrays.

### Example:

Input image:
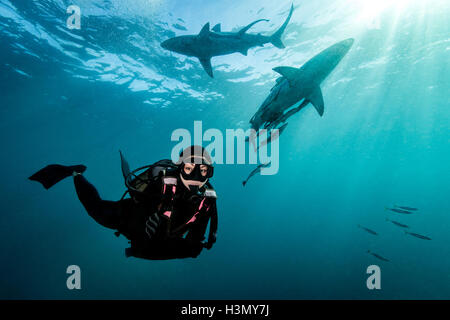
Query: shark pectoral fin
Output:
[[308, 86, 325, 116], [212, 23, 221, 32], [240, 49, 248, 56], [272, 66, 299, 86], [199, 23, 210, 38], [199, 57, 214, 78]]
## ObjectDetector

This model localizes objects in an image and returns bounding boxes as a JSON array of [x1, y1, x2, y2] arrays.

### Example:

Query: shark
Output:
[[161, 4, 294, 77], [248, 38, 354, 149]]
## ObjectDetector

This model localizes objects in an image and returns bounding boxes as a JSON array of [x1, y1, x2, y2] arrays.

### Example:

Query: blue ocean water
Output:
[[0, 0, 449, 299]]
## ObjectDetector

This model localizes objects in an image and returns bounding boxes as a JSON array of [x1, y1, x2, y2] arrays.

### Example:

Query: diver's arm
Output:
[[205, 201, 218, 249]]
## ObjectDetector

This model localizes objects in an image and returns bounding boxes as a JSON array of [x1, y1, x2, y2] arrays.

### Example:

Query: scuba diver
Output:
[[29, 145, 218, 260]]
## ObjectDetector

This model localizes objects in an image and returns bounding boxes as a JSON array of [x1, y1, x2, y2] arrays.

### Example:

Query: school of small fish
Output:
[[358, 205, 432, 263]]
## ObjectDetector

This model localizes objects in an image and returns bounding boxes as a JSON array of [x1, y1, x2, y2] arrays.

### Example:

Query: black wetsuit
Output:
[[73, 173, 218, 260]]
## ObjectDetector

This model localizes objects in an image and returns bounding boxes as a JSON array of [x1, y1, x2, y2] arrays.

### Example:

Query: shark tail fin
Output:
[[270, 4, 294, 49], [270, 36, 285, 49], [239, 19, 269, 35]]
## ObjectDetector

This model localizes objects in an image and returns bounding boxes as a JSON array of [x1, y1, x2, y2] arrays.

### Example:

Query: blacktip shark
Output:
[[161, 4, 294, 77], [248, 38, 354, 150]]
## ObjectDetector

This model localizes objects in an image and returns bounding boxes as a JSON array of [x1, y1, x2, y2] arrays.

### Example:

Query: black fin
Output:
[[199, 57, 214, 77], [239, 19, 269, 35], [270, 4, 294, 49], [308, 86, 325, 116], [199, 23, 210, 37], [29, 164, 86, 189], [119, 150, 131, 180]]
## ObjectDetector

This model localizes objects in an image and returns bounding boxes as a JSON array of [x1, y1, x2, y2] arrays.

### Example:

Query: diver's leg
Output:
[[29, 164, 86, 189], [73, 174, 122, 229]]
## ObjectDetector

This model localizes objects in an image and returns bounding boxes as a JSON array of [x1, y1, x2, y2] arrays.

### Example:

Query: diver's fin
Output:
[[212, 23, 221, 32], [29, 164, 86, 189], [270, 4, 294, 49], [272, 66, 299, 86], [199, 23, 210, 38], [119, 150, 131, 180], [199, 57, 214, 78], [239, 19, 269, 35], [308, 86, 324, 116]]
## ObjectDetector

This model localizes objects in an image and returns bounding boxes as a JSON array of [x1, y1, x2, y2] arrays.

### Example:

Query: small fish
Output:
[[385, 207, 413, 214], [242, 162, 271, 186], [367, 250, 390, 262], [395, 205, 418, 211], [257, 122, 288, 150], [405, 231, 431, 240], [358, 225, 378, 236], [385, 218, 409, 229], [173, 23, 187, 31]]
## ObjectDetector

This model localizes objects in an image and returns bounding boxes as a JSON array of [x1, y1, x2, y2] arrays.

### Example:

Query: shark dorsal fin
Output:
[[238, 19, 269, 35], [272, 66, 300, 86], [308, 86, 325, 116], [212, 23, 221, 32], [199, 23, 210, 37], [199, 57, 214, 78]]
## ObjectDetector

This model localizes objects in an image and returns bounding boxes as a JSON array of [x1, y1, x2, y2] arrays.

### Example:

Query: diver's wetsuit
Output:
[[73, 173, 218, 260]]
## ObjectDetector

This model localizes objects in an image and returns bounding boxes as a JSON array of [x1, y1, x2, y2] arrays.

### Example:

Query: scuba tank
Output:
[[119, 151, 178, 203]]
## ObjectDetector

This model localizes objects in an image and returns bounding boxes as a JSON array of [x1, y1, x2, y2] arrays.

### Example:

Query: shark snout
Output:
[[160, 36, 190, 55], [161, 38, 180, 52], [342, 38, 355, 50], [160, 39, 170, 50]]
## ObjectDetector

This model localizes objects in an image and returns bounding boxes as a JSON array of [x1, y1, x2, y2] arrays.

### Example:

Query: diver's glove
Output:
[[145, 212, 160, 240], [204, 233, 216, 250]]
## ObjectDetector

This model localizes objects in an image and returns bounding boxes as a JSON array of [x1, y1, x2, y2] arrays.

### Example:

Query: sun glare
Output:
[[356, 0, 416, 28]]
